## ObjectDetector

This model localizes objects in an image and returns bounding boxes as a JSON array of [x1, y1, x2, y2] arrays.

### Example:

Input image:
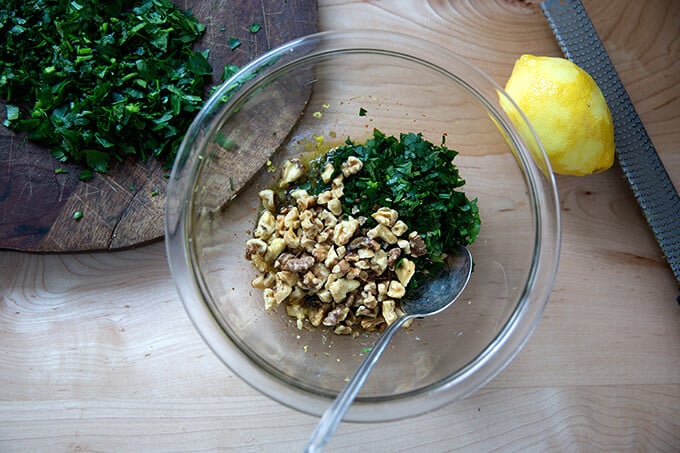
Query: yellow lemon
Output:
[[502, 54, 615, 176]]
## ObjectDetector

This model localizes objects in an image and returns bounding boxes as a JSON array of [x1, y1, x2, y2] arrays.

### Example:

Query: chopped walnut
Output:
[[346, 267, 364, 280], [362, 294, 378, 309], [245, 238, 267, 259], [263, 237, 285, 264], [387, 280, 406, 299], [354, 259, 370, 270], [250, 254, 269, 273], [370, 249, 388, 275], [377, 282, 388, 299], [301, 271, 324, 292], [391, 220, 408, 237], [308, 305, 329, 327], [357, 248, 375, 259], [323, 305, 350, 326], [283, 207, 300, 230], [283, 228, 300, 249], [386, 247, 402, 269], [280, 255, 315, 273], [251, 272, 275, 290], [316, 190, 333, 205], [360, 317, 385, 331], [317, 289, 333, 303], [367, 224, 398, 244], [253, 211, 276, 240], [348, 236, 380, 251], [341, 156, 363, 176], [397, 239, 411, 254], [274, 282, 292, 305], [263, 288, 276, 310], [312, 243, 330, 262], [372, 207, 399, 227], [324, 246, 340, 268], [280, 158, 305, 186], [258, 190, 276, 212], [318, 210, 338, 228], [334, 325, 353, 335], [333, 219, 359, 246], [276, 270, 298, 287], [297, 194, 316, 211], [343, 250, 359, 262], [408, 231, 428, 257], [246, 154, 422, 335], [321, 163, 335, 183], [396, 258, 416, 287], [299, 234, 316, 253], [290, 188, 309, 200], [327, 198, 342, 216], [331, 259, 351, 275], [330, 175, 344, 199], [286, 304, 307, 330], [381, 299, 398, 325], [328, 278, 360, 303], [356, 305, 376, 318]]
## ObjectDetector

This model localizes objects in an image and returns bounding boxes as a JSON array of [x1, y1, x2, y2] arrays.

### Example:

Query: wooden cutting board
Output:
[[0, 0, 318, 253]]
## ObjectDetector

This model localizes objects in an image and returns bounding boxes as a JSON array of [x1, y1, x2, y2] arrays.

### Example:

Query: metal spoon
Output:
[[305, 244, 473, 452]]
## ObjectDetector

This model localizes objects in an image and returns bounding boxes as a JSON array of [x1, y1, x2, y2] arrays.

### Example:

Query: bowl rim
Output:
[[165, 29, 561, 422]]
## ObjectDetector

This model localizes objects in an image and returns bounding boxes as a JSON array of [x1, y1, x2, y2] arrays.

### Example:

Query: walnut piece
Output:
[[328, 278, 360, 303], [321, 163, 335, 183], [279, 255, 315, 273], [245, 238, 267, 259], [395, 258, 416, 287], [408, 231, 428, 257], [387, 280, 406, 299], [258, 190, 276, 212], [341, 156, 363, 176], [372, 207, 399, 227], [367, 224, 398, 244], [333, 219, 359, 246], [280, 158, 305, 186]]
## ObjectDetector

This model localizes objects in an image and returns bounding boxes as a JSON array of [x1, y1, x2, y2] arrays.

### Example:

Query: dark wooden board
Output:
[[0, 0, 318, 253]]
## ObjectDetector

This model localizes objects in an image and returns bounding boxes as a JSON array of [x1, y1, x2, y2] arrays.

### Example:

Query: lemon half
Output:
[[502, 54, 615, 176]]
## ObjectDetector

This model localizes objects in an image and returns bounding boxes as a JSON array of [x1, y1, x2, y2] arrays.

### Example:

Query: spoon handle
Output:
[[304, 315, 412, 453]]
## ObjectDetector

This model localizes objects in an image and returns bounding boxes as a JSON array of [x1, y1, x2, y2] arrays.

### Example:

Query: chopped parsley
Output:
[[248, 22, 262, 34], [358, 107, 368, 117], [221, 64, 240, 82], [227, 37, 242, 50], [0, 0, 211, 177]]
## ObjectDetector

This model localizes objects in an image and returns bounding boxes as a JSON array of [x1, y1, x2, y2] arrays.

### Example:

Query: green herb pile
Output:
[[309, 129, 480, 280], [0, 0, 212, 178]]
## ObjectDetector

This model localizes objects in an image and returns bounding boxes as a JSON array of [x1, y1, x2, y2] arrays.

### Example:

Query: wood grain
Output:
[[0, 0, 318, 253], [1, 0, 679, 451], [1, 240, 678, 451], [0, 386, 678, 451]]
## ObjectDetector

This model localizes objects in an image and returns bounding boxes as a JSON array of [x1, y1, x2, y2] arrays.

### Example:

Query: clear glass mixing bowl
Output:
[[166, 30, 560, 422]]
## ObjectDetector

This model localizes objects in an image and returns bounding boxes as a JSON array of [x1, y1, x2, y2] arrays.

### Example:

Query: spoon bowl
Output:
[[305, 244, 473, 452], [401, 247, 475, 317]]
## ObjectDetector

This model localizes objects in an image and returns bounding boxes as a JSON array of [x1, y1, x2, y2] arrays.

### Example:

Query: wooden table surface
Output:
[[1, 1, 679, 451]]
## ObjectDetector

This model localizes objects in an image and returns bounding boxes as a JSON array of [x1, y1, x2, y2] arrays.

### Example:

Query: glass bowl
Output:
[[165, 30, 560, 422]]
